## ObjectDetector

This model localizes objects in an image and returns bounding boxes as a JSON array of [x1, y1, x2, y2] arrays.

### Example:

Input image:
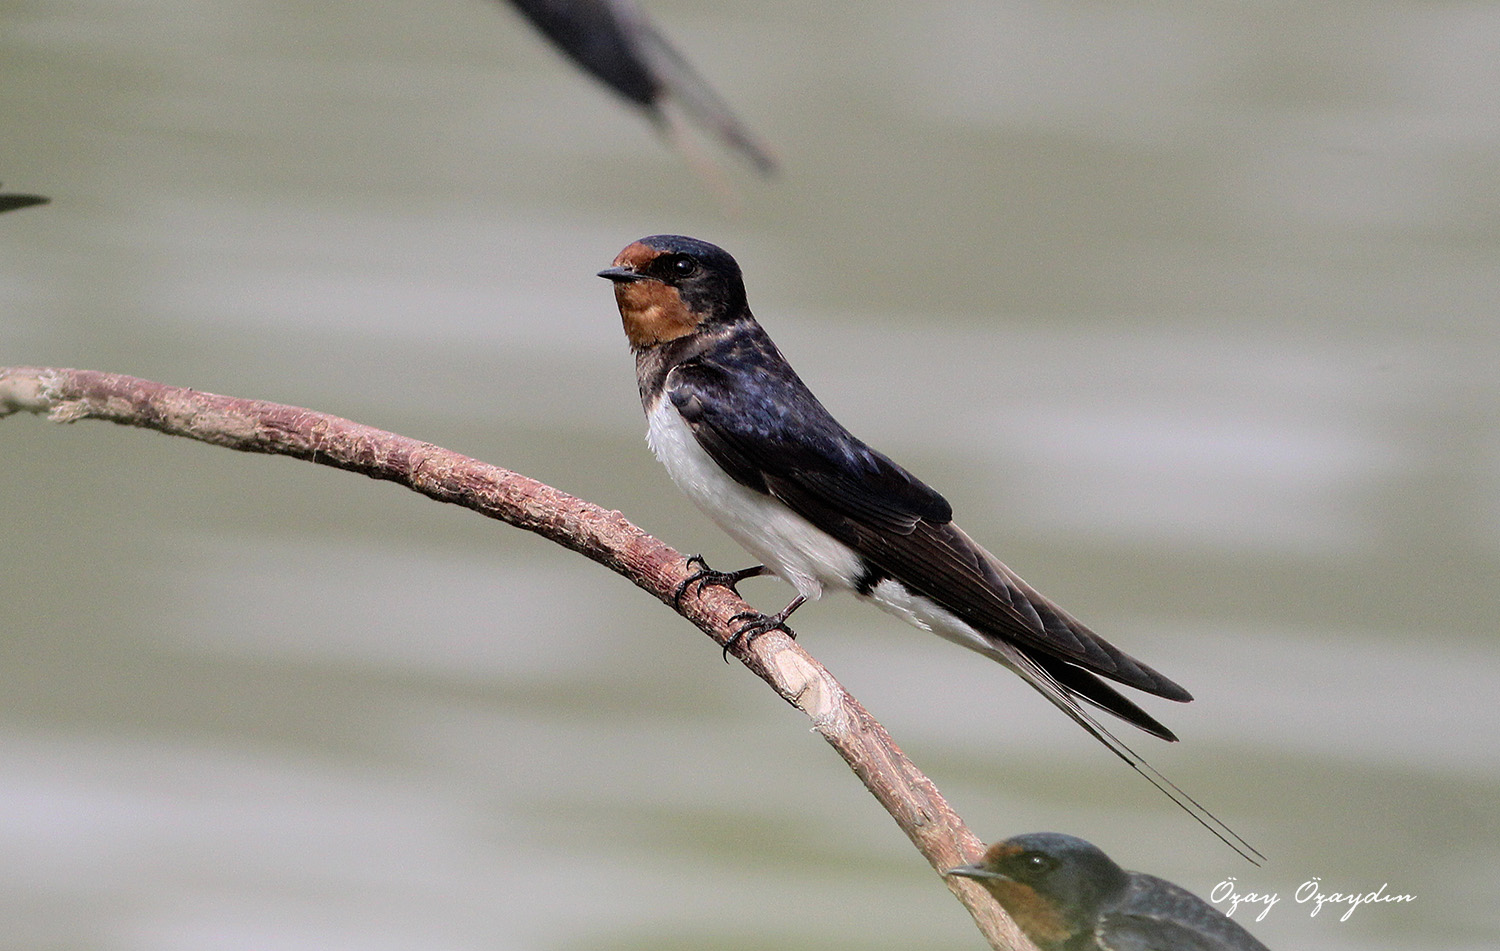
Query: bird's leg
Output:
[[724, 595, 806, 660], [672, 554, 769, 607]]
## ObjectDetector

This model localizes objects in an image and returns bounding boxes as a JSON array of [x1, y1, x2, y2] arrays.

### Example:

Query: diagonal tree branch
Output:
[[1, 365, 1038, 951]]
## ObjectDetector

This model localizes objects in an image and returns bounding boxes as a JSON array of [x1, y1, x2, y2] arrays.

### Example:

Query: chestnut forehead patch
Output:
[[986, 842, 1025, 862], [613, 240, 662, 270]]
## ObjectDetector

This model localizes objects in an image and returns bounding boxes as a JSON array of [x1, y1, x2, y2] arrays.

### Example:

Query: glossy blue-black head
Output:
[[946, 833, 1130, 950], [598, 235, 748, 348]]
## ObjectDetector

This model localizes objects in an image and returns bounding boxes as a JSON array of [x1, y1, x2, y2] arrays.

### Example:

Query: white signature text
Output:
[[1211, 877, 1415, 922]]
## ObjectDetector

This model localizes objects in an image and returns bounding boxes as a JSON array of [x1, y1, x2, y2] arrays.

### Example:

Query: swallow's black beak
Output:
[[944, 863, 1008, 882], [597, 266, 647, 283]]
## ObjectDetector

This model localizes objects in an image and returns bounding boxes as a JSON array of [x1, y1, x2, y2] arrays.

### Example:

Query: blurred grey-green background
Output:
[[4, 1, 1497, 948]]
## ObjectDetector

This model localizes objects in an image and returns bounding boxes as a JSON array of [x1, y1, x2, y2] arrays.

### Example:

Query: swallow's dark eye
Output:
[[1019, 853, 1056, 876], [670, 255, 697, 278]]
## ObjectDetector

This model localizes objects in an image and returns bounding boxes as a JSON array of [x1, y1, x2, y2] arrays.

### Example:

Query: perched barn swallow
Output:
[[947, 832, 1272, 951], [599, 235, 1258, 859], [503, 0, 775, 173]]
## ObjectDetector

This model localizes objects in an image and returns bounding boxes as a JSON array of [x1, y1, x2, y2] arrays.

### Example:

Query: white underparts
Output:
[[647, 399, 864, 600]]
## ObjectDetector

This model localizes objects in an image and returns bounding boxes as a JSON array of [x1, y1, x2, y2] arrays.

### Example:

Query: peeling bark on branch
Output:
[[1, 365, 1037, 951]]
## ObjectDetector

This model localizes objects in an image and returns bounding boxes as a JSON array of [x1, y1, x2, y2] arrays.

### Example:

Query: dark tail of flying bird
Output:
[[503, 0, 777, 173], [0, 186, 48, 213]]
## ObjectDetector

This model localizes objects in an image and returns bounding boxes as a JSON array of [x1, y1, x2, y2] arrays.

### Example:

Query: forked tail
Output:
[[1003, 647, 1265, 864]]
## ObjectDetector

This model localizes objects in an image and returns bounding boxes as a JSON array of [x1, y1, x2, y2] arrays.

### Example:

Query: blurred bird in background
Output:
[[503, 0, 777, 175], [0, 186, 48, 213], [948, 832, 1272, 951]]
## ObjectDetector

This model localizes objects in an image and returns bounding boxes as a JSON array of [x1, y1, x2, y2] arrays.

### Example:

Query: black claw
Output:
[[672, 554, 712, 607], [672, 555, 766, 608], [722, 610, 796, 661]]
